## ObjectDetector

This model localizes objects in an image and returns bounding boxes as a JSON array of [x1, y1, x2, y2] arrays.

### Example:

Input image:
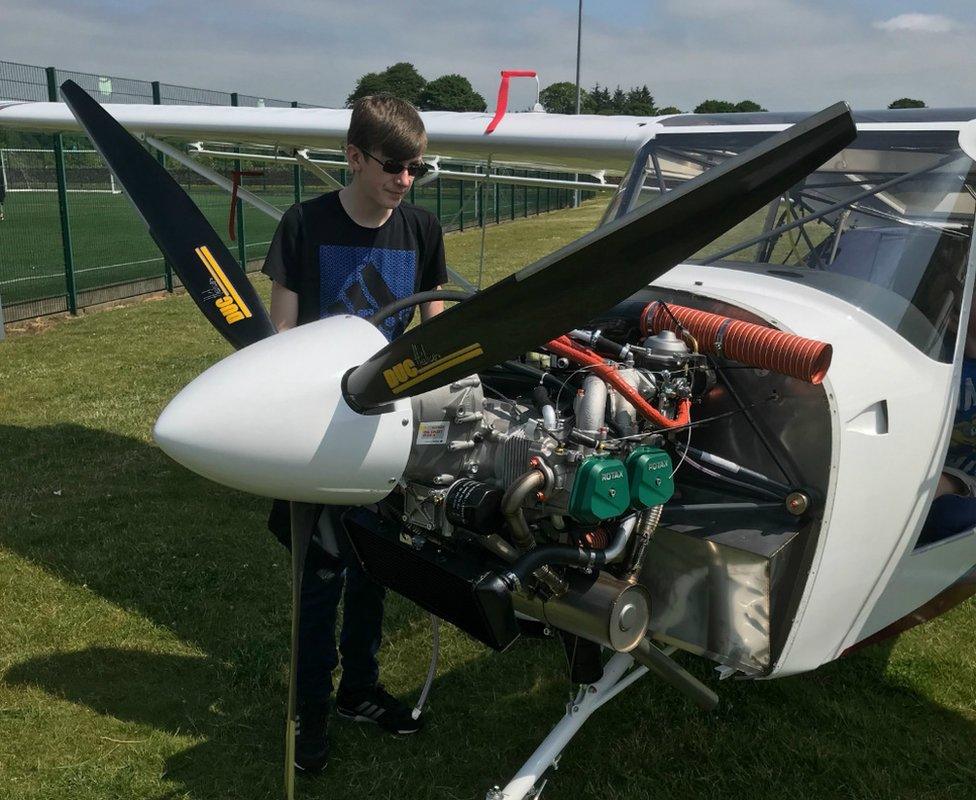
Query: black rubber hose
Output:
[[508, 515, 637, 583], [568, 329, 629, 360], [592, 333, 628, 360], [367, 289, 474, 326], [532, 384, 551, 410], [483, 361, 569, 395]]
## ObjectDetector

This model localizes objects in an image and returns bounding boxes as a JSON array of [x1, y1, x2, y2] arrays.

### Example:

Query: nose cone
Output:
[[154, 315, 413, 503]]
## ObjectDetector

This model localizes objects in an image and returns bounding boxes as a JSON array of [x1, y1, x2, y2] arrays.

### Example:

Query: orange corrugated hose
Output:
[[640, 302, 832, 384]]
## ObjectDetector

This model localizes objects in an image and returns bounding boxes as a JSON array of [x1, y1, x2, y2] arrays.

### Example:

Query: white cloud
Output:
[[1, 1, 975, 112], [874, 13, 961, 34]]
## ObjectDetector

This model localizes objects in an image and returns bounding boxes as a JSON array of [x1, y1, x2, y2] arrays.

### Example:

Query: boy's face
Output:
[[347, 144, 424, 210]]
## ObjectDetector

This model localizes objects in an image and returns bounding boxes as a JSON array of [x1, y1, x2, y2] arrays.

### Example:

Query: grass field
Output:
[[1, 200, 975, 800], [0, 178, 559, 309]]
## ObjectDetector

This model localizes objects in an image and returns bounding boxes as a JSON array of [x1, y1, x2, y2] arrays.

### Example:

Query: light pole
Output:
[[573, 0, 582, 207], [575, 0, 583, 116]]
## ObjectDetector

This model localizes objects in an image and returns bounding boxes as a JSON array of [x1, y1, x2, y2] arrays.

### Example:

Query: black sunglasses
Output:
[[360, 148, 431, 178]]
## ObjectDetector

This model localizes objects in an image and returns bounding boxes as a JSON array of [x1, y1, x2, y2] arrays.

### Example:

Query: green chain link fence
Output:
[[0, 60, 584, 325]]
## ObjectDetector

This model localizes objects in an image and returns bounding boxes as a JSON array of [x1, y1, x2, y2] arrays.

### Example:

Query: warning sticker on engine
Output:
[[416, 421, 450, 445]]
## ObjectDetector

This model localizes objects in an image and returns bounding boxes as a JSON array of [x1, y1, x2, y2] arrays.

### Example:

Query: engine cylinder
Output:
[[574, 374, 608, 434]]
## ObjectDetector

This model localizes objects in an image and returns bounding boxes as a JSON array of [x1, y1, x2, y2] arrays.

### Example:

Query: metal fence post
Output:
[[510, 176, 516, 221], [230, 93, 247, 268], [478, 174, 484, 228], [458, 169, 464, 232], [494, 181, 499, 225], [152, 80, 174, 292], [46, 67, 76, 314], [435, 176, 442, 223], [291, 101, 303, 203]]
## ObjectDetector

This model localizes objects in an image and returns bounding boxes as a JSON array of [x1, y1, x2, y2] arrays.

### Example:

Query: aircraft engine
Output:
[[344, 298, 831, 664]]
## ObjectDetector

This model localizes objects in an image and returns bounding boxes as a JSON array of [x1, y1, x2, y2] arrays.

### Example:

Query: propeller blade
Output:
[[344, 102, 855, 411], [59, 80, 275, 351]]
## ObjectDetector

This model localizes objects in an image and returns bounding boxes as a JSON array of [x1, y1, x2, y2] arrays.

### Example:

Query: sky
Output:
[[1, 0, 974, 112]]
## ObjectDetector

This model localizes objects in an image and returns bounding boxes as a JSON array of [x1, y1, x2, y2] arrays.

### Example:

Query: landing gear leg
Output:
[[485, 650, 649, 800]]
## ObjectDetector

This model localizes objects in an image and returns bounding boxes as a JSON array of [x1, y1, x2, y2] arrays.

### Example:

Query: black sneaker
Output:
[[294, 704, 329, 772], [335, 684, 423, 735]]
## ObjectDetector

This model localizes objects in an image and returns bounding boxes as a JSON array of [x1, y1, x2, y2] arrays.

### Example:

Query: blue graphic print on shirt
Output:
[[318, 244, 417, 341]]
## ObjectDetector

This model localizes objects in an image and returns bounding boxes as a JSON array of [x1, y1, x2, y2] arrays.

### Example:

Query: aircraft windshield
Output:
[[606, 129, 976, 362]]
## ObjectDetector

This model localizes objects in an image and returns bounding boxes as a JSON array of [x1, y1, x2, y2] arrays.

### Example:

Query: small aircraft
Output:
[[3, 80, 976, 800]]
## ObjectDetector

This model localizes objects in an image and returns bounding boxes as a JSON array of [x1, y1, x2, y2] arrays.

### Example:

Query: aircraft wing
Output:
[[3, 99, 975, 178], [0, 100, 660, 173]]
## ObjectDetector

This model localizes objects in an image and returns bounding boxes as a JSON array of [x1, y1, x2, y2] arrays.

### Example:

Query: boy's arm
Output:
[[262, 203, 303, 332], [418, 213, 448, 322], [420, 290, 444, 322], [270, 281, 300, 332]]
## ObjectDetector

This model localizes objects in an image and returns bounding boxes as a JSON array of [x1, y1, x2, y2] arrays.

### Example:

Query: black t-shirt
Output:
[[262, 191, 447, 340]]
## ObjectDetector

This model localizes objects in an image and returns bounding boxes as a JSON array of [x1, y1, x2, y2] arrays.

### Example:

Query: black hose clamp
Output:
[[713, 318, 734, 358]]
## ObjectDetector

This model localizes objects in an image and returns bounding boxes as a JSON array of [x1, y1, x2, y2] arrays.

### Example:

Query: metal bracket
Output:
[[144, 135, 283, 221]]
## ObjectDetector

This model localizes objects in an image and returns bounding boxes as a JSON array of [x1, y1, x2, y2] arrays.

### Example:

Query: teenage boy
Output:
[[262, 93, 447, 772]]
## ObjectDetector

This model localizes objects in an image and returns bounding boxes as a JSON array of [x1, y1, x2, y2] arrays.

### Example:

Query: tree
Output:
[[540, 81, 583, 114], [694, 99, 766, 113], [733, 100, 766, 112], [694, 99, 738, 114], [418, 74, 486, 112], [658, 106, 682, 115], [590, 84, 613, 114], [889, 98, 926, 109], [624, 85, 656, 116], [540, 80, 663, 116], [346, 72, 390, 106], [610, 86, 627, 114], [346, 62, 427, 106], [384, 62, 427, 105]]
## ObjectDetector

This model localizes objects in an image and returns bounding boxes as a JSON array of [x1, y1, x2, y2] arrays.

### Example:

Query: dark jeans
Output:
[[283, 505, 387, 710], [920, 493, 976, 546]]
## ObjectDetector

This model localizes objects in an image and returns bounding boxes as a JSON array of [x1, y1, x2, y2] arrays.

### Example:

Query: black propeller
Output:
[[59, 80, 301, 797], [58, 79, 275, 351], [344, 101, 856, 411]]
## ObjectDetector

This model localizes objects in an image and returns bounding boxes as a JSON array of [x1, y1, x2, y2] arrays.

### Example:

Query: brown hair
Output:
[[347, 94, 427, 161]]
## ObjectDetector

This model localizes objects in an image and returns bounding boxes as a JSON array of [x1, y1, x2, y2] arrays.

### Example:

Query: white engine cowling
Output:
[[154, 314, 413, 503]]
